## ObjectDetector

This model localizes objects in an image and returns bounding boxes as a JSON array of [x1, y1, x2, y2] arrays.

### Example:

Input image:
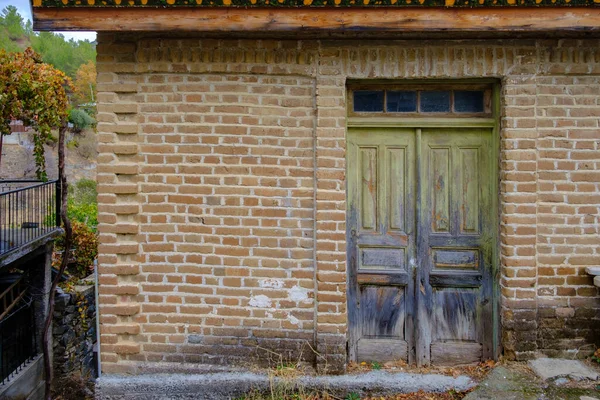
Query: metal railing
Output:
[[0, 275, 26, 321], [0, 180, 61, 256], [0, 292, 37, 385]]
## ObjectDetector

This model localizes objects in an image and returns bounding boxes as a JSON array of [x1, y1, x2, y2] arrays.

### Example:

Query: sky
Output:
[[0, 0, 96, 42]]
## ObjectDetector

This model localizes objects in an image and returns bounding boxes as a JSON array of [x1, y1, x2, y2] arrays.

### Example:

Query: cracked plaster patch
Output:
[[287, 314, 300, 325], [288, 286, 310, 302], [249, 295, 272, 308], [288, 285, 310, 303]]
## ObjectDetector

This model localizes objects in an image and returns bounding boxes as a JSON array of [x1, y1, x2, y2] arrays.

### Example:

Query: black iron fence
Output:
[[0, 294, 37, 385], [0, 180, 61, 256]]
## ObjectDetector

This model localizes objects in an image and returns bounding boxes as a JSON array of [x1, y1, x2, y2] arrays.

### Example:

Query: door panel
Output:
[[360, 248, 405, 270], [459, 148, 480, 234], [431, 148, 450, 233], [430, 287, 483, 365], [347, 129, 416, 364], [430, 342, 482, 366], [360, 286, 406, 338], [417, 129, 494, 366], [388, 147, 407, 232], [360, 147, 378, 231], [432, 288, 478, 342], [348, 127, 495, 366]]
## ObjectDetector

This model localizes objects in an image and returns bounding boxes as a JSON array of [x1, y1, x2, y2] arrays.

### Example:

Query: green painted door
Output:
[[347, 127, 495, 366], [347, 128, 417, 364]]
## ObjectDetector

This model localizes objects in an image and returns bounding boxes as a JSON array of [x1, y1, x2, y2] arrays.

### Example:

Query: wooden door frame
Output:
[[345, 80, 501, 365]]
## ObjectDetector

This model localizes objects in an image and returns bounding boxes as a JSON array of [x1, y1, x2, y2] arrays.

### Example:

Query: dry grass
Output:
[[236, 343, 475, 400], [347, 359, 496, 383], [239, 391, 340, 400], [238, 389, 470, 400], [362, 390, 470, 400], [75, 129, 97, 160]]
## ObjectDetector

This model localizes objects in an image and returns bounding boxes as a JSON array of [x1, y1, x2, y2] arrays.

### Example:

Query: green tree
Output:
[[0, 29, 21, 52], [0, 6, 96, 79], [30, 32, 96, 78], [0, 6, 25, 52], [1, 6, 25, 39], [68, 108, 96, 134]]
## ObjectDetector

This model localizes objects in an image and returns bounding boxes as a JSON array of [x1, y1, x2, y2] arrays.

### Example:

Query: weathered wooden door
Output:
[[347, 128, 416, 364], [347, 127, 495, 366]]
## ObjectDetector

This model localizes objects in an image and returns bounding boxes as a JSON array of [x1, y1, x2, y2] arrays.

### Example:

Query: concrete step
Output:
[[96, 371, 475, 399]]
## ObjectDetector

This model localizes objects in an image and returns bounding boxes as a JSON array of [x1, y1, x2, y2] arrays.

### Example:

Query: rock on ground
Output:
[[529, 358, 599, 382], [464, 366, 542, 400], [466, 363, 600, 400]]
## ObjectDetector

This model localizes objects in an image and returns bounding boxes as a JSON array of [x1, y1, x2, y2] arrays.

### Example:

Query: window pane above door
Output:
[[454, 91, 485, 113], [354, 91, 384, 112], [348, 86, 492, 117], [420, 91, 451, 113], [387, 91, 417, 113]]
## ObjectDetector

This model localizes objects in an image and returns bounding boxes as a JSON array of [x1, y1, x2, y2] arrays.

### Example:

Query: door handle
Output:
[[410, 258, 417, 280]]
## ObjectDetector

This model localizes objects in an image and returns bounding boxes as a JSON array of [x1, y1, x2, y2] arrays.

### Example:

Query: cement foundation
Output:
[[95, 370, 475, 399]]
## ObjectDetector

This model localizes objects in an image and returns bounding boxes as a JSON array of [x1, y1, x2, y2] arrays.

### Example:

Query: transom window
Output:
[[349, 84, 492, 117]]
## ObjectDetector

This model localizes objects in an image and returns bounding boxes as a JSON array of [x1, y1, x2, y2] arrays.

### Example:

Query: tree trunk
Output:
[[0, 133, 4, 175], [42, 123, 71, 400]]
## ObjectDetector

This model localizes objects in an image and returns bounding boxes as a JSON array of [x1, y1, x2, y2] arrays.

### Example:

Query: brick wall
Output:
[[96, 36, 600, 374], [536, 73, 600, 357]]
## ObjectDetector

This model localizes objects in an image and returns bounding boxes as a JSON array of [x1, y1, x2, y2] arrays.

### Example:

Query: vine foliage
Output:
[[0, 47, 71, 179]]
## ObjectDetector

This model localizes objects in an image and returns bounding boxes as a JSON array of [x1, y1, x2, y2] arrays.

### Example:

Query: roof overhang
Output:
[[31, 1, 600, 36]]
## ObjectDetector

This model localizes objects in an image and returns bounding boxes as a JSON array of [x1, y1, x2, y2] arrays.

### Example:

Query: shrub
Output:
[[68, 108, 95, 134], [67, 179, 98, 229], [54, 179, 99, 280], [54, 221, 98, 279], [69, 178, 97, 204], [67, 199, 98, 229]]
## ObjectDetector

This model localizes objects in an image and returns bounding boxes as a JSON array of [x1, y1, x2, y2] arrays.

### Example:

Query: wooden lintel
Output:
[[32, 7, 600, 33]]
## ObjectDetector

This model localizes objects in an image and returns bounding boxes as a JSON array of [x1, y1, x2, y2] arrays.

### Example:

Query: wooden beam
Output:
[[32, 7, 600, 33]]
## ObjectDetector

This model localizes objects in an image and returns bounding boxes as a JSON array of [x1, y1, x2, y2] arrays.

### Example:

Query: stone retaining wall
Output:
[[53, 280, 97, 381]]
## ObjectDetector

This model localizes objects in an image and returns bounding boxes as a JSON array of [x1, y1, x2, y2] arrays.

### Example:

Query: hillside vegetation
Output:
[[0, 5, 95, 80], [1, 5, 97, 159]]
